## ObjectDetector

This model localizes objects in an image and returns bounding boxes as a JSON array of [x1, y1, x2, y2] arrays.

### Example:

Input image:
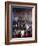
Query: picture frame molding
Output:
[[5, 1, 37, 45]]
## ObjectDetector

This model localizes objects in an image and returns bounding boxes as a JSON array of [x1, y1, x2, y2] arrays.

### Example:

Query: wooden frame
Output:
[[5, 1, 37, 45]]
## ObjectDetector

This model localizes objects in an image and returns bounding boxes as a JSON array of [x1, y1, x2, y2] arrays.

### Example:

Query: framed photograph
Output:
[[5, 1, 37, 44]]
